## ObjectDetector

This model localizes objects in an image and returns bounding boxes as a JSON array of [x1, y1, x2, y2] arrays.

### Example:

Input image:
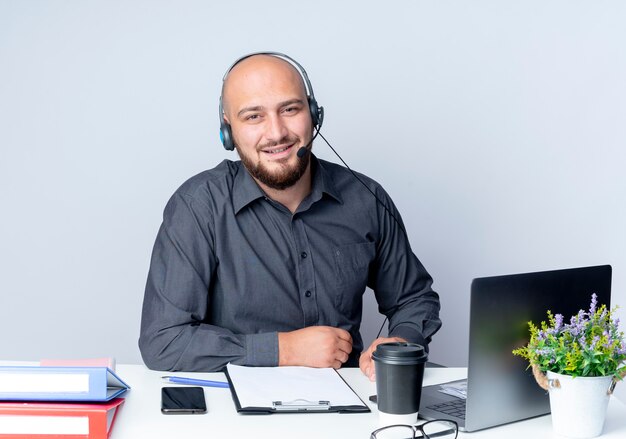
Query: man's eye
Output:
[[283, 107, 299, 114], [245, 114, 260, 121]]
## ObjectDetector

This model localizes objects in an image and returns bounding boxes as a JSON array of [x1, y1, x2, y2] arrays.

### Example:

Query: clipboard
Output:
[[224, 364, 370, 414]]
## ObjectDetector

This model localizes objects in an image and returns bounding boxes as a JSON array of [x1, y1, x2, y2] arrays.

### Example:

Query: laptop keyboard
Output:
[[426, 399, 466, 420]]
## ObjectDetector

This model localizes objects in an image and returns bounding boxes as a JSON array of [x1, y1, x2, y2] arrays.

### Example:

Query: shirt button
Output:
[[301, 252, 308, 259], [305, 291, 312, 298]]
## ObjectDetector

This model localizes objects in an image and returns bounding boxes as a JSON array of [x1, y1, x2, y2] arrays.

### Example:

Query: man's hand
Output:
[[278, 326, 353, 369], [359, 336, 407, 381]]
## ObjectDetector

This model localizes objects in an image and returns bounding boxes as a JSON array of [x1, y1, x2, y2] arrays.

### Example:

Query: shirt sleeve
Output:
[[138, 191, 279, 372], [369, 187, 442, 350]]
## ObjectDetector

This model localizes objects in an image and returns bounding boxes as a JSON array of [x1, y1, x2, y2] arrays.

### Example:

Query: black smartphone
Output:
[[161, 386, 207, 414]]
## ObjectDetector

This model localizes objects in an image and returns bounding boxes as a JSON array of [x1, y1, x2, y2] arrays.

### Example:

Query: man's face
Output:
[[222, 56, 313, 190]]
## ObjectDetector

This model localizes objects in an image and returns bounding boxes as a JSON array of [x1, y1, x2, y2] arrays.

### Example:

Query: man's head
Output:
[[220, 53, 320, 191]]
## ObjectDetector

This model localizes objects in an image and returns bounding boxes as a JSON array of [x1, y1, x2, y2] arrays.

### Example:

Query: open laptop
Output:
[[419, 265, 612, 432]]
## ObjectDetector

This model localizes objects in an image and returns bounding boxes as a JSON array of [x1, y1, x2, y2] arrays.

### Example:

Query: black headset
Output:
[[219, 52, 324, 151]]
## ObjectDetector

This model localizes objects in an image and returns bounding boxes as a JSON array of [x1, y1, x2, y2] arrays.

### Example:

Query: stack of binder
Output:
[[0, 365, 130, 439]]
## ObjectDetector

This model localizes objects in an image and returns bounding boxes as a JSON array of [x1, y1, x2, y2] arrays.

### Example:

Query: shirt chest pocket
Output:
[[333, 242, 376, 289]]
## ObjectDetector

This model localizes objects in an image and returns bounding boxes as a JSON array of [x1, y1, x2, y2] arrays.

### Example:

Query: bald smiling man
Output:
[[139, 53, 441, 381]]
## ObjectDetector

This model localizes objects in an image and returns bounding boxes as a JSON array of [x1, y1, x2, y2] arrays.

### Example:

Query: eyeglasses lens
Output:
[[421, 420, 458, 439], [372, 425, 415, 439]]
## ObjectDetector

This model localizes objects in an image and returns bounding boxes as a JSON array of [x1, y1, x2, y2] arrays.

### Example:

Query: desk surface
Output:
[[109, 364, 626, 439]]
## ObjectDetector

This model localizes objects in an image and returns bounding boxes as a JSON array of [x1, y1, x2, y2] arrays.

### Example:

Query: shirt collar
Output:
[[232, 155, 343, 215], [232, 163, 266, 214], [309, 155, 343, 204]]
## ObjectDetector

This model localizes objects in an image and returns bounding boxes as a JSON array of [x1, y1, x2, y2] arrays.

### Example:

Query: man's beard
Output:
[[237, 140, 310, 191]]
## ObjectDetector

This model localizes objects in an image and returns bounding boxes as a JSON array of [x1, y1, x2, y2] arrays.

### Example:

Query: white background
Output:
[[1, 0, 624, 399]]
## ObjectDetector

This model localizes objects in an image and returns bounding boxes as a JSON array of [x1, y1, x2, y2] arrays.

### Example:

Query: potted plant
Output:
[[513, 294, 626, 439]]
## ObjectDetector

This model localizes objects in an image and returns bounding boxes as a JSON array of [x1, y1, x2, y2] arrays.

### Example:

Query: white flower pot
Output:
[[547, 371, 613, 439]]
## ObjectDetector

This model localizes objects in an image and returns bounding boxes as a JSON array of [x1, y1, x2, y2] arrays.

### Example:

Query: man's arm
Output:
[[138, 191, 278, 372], [359, 187, 442, 379]]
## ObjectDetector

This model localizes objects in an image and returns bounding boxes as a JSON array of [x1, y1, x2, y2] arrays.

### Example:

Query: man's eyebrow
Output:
[[279, 98, 306, 108], [237, 106, 264, 118], [236, 99, 306, 118]]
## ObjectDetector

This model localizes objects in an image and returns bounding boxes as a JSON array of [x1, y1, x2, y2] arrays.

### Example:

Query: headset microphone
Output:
[[296, 122, 322, 159]]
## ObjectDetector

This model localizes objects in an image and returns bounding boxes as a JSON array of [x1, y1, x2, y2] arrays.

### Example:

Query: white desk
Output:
[[112, 364, 626, 438]]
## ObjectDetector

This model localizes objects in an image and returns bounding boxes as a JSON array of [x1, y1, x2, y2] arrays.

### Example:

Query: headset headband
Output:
[[221, 51, 317, 100]]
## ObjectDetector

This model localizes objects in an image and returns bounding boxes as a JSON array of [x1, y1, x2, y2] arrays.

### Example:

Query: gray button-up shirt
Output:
[[139, 156, 441, 372]]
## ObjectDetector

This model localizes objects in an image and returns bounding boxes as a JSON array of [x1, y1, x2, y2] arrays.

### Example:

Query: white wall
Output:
[[1, 0, 625, 396]]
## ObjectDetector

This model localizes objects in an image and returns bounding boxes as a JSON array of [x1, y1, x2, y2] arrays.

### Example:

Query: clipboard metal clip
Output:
[[272, 399, 331, 411]]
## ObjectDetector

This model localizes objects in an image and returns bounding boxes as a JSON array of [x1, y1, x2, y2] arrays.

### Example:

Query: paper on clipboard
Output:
[[225, 364, 367, 412]]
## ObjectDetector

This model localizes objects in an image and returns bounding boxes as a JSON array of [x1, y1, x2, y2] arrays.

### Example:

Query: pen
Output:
[[161, 376, 230, 388]]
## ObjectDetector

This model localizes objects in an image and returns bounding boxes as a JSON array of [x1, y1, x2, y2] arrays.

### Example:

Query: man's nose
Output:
[[265, 114, 289, 143]]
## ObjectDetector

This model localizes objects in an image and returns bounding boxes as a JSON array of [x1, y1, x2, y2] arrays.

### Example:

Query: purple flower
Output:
[[590, 335, 600, 350], [536, 348, 553, 357], [572, 309, 586, 325], [554, 314, 564, 331], [589, 293, 598, 314], [599, 308, 607, 322], [568, 319, 584, 337]]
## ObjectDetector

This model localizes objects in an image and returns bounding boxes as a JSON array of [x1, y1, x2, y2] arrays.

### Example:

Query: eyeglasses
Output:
[[370, 420, 458, 439]]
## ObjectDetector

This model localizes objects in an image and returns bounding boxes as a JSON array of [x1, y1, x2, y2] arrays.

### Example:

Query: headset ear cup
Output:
[[309, 98, 320, 128], [220, 122, 234, 151], [309, 99, 324, 130], [316, 105, 324, 129]]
